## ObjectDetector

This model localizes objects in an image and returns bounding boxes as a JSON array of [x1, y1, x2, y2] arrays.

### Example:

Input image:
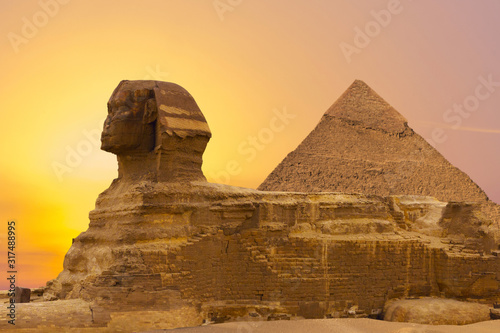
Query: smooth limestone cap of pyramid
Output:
[[326, 80, 408, 134]]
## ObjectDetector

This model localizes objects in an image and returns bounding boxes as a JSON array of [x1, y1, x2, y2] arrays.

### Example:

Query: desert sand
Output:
[[157, 318, 500, 333], [1, 318, 499, 333]]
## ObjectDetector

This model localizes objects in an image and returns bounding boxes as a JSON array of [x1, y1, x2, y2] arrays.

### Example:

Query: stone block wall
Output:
[[53, 183, 499, 324]]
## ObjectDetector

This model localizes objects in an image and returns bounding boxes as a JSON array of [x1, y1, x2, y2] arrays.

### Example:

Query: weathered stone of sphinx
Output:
[[25, 80, 499, 331], [101, 80, 211, 182], [384, 298, 491, 325]]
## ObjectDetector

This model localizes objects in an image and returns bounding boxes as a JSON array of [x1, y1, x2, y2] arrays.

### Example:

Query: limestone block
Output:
[[384, 298, 491, 325], [14, 287, 30, 303]]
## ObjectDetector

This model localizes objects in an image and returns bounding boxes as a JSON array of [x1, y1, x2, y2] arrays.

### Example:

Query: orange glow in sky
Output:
[[1, 0, 499, 289]]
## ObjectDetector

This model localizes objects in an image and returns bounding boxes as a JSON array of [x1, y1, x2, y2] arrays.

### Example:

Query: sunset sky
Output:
[[1, 0, 499, 289]]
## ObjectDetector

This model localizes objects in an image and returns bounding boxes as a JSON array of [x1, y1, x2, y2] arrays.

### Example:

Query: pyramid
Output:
[[258, 80, 499, 224]]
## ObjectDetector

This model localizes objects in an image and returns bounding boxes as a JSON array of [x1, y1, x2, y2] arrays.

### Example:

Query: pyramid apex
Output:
[[326, 80, 408, 133], [352, 79, 369, 86]]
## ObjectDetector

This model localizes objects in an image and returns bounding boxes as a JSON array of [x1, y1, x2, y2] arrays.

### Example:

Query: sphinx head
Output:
[[101, 80, 211, 182]]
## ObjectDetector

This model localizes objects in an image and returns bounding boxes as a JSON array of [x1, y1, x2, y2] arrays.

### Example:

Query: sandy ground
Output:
[[148, 318, 500, 333], [1, 318, 498, 332]]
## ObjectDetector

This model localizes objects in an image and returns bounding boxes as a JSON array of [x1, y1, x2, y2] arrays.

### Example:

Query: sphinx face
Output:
[[101, 88, 153, 154]]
